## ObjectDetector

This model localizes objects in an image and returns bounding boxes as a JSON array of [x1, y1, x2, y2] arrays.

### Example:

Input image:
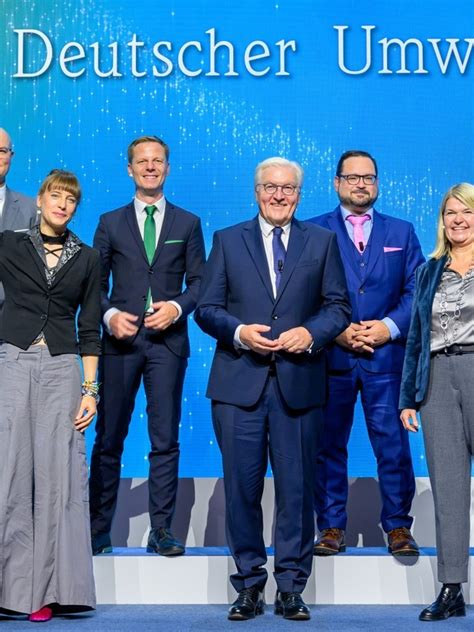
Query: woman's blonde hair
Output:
[[38, 169, 81, 204], [430, 182, 474, 259]]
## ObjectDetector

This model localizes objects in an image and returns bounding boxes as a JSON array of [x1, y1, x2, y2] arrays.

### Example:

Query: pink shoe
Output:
[[28, 606, 53, 622]]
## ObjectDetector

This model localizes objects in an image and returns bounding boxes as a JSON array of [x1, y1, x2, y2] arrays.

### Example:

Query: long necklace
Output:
[[438, 256, 474, 347]]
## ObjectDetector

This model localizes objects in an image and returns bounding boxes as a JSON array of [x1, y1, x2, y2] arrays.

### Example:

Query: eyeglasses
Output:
[[338, 174, 377, 185], [0, 147, 13, 155], [256, 183, 299, 195]]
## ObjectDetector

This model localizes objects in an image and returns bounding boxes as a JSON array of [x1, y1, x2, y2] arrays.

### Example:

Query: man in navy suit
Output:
[[309, 150, 424, 557], [0, 128, 38, 312], [195, 157, 350, 621], [89, 135, 205, 556]]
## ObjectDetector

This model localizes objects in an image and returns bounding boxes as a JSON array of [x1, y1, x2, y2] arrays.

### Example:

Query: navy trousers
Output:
[[89, 327, 187, 534], [314, 362, 415, 533], [213, 374, 321, 594]]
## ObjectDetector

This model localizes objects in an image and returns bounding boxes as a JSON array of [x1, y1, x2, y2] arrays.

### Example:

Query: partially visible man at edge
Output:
[[0, 127, 38, 313]]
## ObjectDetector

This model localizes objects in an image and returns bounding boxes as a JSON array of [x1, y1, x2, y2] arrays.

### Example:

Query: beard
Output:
[[339, 190, 378, 212]]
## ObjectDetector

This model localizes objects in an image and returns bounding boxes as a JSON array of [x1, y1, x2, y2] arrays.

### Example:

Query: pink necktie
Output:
[[346, 214, 370, 252]]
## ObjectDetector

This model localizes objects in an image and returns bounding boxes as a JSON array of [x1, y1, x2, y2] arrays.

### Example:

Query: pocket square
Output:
[[384, 246, 403, 252], [164, 239, 184, 244]]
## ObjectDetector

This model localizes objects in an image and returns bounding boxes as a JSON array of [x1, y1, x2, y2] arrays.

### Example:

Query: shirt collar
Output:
[[258, 214, 292, 238], [340, 205, 374, 221], [134, 195, 166, 215]]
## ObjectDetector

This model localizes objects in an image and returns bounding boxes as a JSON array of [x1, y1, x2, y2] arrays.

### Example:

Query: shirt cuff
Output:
[[103, 307, 120, 335], [382, 317, 400, 340], [234, 324, 250, 350], [168, 300, 182, 323]]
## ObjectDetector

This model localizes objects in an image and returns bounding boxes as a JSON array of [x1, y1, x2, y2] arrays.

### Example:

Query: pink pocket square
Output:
[[384, 247, 403, 252]]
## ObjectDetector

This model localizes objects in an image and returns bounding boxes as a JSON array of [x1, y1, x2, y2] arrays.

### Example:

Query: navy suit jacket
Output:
[[195, 216, 351, 409], [93, 200, 205, 358], [399, 256, 447, 410], [309, 206, 424, 374]]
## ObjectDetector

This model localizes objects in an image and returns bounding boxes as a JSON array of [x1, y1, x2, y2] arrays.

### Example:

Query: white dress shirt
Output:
[[0, 185, 6, 219]]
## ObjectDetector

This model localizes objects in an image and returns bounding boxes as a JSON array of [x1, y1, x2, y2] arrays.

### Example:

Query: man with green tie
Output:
[[89, 136, 205, 556]]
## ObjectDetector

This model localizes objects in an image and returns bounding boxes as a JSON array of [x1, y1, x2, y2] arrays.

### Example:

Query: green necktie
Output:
[[144, 205, 156, 310]]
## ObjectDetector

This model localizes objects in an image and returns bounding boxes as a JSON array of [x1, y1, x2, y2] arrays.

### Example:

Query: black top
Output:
[[0, 228, 101, 356]]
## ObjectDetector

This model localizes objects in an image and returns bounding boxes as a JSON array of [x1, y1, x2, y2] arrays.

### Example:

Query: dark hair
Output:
[[127, 135, 170, 163], [38, 169, 81, 204], [336, 150, 378, 177]]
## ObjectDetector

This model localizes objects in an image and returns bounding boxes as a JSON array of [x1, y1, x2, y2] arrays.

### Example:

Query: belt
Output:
[[431, 344, 474, 358]]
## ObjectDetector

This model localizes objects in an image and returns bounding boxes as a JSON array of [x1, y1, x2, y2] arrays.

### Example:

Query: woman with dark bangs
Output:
[[0, 169, 101, 622]]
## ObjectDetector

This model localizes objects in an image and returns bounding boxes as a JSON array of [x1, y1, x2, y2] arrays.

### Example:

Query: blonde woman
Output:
[[0, 170, 100, 622], [400, 183, 474, 622]]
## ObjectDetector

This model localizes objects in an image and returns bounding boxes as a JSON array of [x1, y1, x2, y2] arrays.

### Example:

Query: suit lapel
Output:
[[2, 188, 18, 231], [242, 218, 274, 302], [274, 218, 307, 304], [125, 202, 149, 264], [326, 207, 360, 285], [152, 202, 175, 266], [364, 209, 385, 280], [24, 239, 48, 287]]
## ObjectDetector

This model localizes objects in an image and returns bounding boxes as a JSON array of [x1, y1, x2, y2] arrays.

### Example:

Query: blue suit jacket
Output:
[[93, 200, 205, 357], [308, 206, 424, 373], [399, 256, 447, 410], [195, 216, 351, 409]]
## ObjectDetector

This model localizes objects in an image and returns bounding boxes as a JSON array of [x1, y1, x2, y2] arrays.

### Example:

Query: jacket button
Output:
[[148, 268, 154, 274], [272, 315, 278, 320], [359, 288, 365, 294], [40, 314, 47, 320]]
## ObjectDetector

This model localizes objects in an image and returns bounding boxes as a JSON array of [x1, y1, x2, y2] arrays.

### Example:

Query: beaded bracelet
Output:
[[81, 380, 100, 401]]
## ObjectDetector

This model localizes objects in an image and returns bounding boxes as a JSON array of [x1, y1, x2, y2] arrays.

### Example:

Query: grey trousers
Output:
[[420, 353, 474, 584], [0, 344, 96, 613]]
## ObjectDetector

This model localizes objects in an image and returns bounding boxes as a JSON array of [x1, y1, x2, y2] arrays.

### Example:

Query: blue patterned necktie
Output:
[[272, 226, 286, 291]]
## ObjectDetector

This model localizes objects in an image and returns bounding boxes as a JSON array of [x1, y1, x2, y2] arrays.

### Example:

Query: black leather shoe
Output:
[[419, 584, 466, 621], [146, 528, 185, 556], [228, 586, 265, 620], [274, 591, 310, 620], [91, 531, 112, 556]]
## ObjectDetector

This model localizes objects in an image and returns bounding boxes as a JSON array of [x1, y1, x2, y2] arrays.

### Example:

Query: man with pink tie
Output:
[[309, 150, 425, 557]]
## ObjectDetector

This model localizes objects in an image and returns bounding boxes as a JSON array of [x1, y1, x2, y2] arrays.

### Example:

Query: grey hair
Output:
[[254, 157, 304, 188]]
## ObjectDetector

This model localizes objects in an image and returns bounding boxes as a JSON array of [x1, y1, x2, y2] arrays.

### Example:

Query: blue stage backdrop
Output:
[[1, 0, 473, 477]]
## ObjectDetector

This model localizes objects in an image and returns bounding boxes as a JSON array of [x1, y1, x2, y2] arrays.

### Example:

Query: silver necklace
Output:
[[438, 258, 473, 347]]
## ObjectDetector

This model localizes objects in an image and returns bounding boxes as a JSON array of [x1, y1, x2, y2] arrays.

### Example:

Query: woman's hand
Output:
[[400, 408, 419, 433], [75, 395, 97, 432]]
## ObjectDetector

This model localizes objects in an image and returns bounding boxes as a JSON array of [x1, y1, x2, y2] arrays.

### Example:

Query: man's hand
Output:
[[240, 324, 281, 356], [400, 408, 419, 433], [144, 301, 179, 331], [335, 323, 373, 354], [352, 320, 391, 349], [109, 311, 139, 339], [277, 327, 313, 354]]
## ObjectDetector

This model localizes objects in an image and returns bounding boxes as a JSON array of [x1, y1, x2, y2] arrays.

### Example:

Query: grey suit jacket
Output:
[[0, 187, 39, 308]]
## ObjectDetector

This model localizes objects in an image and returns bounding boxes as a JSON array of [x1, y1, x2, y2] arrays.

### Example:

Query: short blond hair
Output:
[[431, 182, 474, 259]]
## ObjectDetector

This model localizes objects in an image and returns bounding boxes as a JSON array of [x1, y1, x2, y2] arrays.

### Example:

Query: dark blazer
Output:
[[93, 200, 205, 358], [399, 256, 447, 410], [195, 217, 351, 409], [0, 230, 101, 355], [309, 206, 425, 373], [0, 188, 39, 309]]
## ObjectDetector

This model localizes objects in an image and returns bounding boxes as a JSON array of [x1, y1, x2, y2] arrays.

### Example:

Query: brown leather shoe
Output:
[[387, 527, 419, 556], [313, 528, 346, 555]]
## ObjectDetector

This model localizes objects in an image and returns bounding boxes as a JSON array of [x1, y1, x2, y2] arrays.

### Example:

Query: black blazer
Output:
[[94, 200, 205, 358], [0, 230, 101, 356]]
